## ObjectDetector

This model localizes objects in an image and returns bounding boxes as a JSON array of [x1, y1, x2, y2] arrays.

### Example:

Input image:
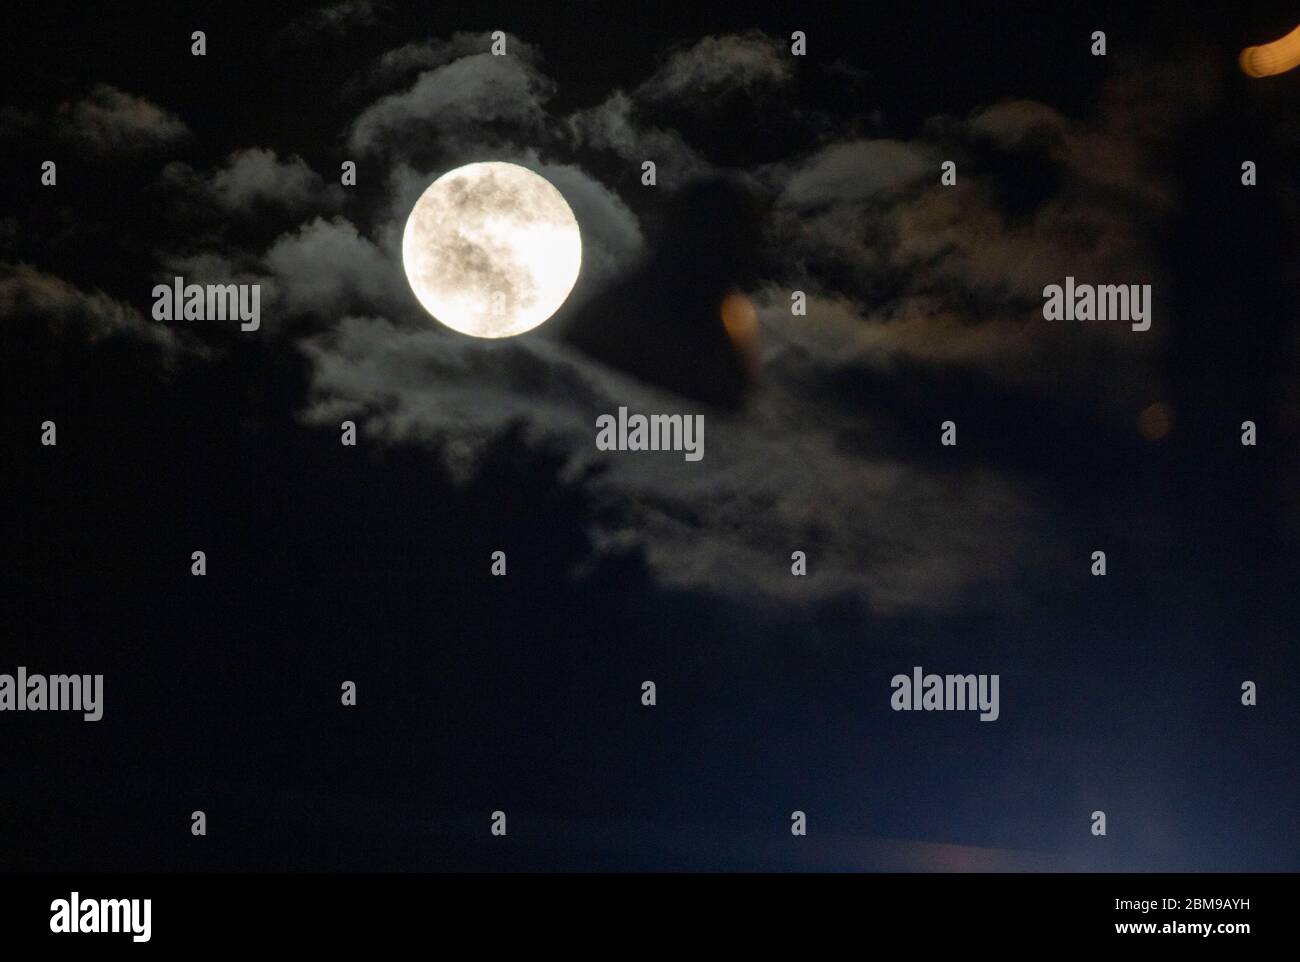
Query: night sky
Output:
[[2, 0, 1298, 871]]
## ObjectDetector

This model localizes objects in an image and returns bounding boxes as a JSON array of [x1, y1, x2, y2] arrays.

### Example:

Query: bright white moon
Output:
[[401, 161, 582, 338]]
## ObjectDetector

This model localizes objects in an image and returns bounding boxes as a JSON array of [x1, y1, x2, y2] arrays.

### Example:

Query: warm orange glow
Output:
[[720, 292, 760, 376], [1240, 24, 1300, 77], [1138, 402, 1173, 441]]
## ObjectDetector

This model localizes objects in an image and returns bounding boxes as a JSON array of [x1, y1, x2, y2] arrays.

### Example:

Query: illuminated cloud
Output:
[[58, 84, 188, 152]]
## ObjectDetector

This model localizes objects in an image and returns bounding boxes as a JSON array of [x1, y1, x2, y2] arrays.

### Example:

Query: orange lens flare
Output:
[[1240, 24, 1300, 77], [720, 292, 761, 376], [1138, 402, 1173, 441]]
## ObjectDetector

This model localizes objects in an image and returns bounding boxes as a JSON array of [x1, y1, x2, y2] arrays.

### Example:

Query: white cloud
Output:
[[779, 139, 935, 208], [263, 216, 402, 317], [348, 52, 555, 155], [208, 148, 334, 212]]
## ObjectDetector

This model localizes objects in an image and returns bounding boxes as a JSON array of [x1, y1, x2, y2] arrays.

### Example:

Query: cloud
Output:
[[778, 139, 935, 207], [563, 30, 803, 187], [194, 148, 338, 213], [752, 65, 1220, 417], [209, 32, 646, 338], [348, 44, 554, 156], [639, 31, 792, 103], [530, 161, 645, 300], [4, 33, 1226, 620], [284, 56, 1221, 612], [263, 216, 402, 318], [562, 30, 819, 182], [209, 149, 327, 211], [0, 261, 191, 356], [297, 305, 1040, 613], [99, 44, 1218, 615], [283, 0, 387, 41], [155, 66, 642, 335], [566, 91, 712, 185], [0, 105, 38, 140], [348, 31, 545, 94], [964, 99, 1070, 148], [58, 84, 187, 152], [253, 153, 642, 330], [155, 251, 279, 323], [151, 152, 345, 318]]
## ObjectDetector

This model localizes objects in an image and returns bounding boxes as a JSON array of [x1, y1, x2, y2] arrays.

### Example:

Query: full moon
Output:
[[401, 162, 582, 338]]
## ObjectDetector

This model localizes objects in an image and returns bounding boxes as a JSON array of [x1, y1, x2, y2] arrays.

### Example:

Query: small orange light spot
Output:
[[720, 292, 760, 376], [1138, 402, 1173, 441]]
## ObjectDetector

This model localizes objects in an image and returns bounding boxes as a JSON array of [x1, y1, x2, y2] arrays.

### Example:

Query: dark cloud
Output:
[[639, 31, 793, 103], [57, 84, 188, 153], [565, 91, 712, 186], [754, 64, 1224, 424], [0, 105, 39, 140], [282, 0, 388, 42], [298, 311, 1040, 613], [0, 261, 194, 358], [561, 174, 763, 405], [562, 30, 812, 183], [0, 216, 17, 252]]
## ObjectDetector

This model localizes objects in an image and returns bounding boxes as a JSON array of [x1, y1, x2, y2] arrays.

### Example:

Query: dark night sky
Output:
[[1, 0, 1298, 871]]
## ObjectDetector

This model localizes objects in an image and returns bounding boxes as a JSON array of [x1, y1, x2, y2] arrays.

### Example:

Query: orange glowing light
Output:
[[1240, 24, 1300, 77], [720, 292, 760, 376], [1138, 402, 1173, 441]]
